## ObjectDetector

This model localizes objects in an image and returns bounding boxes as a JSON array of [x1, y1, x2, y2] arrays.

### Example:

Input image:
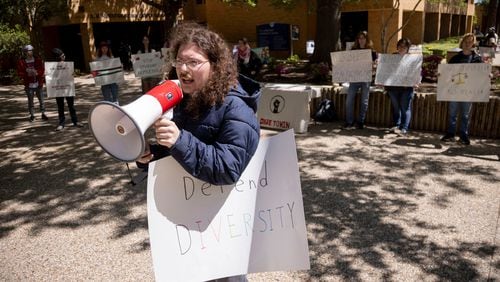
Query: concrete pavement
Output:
[[0, 73, 499, 281]]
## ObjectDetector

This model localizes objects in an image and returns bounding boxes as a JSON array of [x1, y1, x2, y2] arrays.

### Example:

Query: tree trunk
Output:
[[486, 0, 498, 31], [310, 0, 342, 64]]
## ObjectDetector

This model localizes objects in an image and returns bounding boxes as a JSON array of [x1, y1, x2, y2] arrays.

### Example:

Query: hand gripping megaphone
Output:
[[88, 80, 183, 162]]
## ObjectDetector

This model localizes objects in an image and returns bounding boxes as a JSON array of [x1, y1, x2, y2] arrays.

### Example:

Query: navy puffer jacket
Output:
[[148, 75, 261, 185]]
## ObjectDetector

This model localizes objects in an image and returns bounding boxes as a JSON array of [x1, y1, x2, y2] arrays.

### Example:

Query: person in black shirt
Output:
[[440, 33, 483, 145]]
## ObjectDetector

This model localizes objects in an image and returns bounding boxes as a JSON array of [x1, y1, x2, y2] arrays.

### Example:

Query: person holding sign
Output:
[[385, 38, 417, 135], [440, 33, 483, 145], [137, 35, 163, 94], [96, 41, 120, 104], [343, 31, 378, 129], [51, 48, 83, 131], [17, 44, 48, 122], [137, 24, 261, 280]]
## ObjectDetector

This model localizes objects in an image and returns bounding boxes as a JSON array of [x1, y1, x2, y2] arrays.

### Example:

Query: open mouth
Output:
[[180, 75, 194, 85]]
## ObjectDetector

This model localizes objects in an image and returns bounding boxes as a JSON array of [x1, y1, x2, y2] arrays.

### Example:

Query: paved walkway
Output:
[[0, 74, 499, 281]]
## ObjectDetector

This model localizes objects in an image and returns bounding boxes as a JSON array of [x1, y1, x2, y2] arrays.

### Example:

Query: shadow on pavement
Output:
[[0, 76, 150, 250], [294, 122, 499, 281]]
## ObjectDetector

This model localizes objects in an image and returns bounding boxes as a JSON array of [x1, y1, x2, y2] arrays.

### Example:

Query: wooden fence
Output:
[[311, 87, 500, 139]]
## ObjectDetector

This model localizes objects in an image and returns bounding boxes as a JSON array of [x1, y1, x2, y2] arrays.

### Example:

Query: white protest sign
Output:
[[131, 51, 163, 78], [375, 54, 423, 87], [257, 85, 311, 133], [492, 55, 500, 66], [330, 49, 373, 83], [409, 45, 423, 54], [437, 63, 491, 102], [345, 42, 354, 51], [44, 61, 75, 98], [89, 58, 124, 86], [478, 46, 496, 59], [147, 130, 310, 282]]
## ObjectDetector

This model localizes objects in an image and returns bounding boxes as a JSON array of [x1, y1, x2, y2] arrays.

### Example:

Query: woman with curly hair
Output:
[[137, 22, 261, 188]]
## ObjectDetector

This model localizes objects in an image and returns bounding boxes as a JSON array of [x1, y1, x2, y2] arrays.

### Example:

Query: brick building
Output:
[[41, 0, 475, 72]]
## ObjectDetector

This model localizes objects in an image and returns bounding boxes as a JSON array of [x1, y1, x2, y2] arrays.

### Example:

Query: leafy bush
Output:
[[310, 62, 330, 82], [0, 24, 29, 56], [285, 54, 300, 64], [421, 54, 443, 83], [275, 62, 291, 75]]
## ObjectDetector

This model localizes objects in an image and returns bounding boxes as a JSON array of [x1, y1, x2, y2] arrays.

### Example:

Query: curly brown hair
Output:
[[169, 22, 238, 118]]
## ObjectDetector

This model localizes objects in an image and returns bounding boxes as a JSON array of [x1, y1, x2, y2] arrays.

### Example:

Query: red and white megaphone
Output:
[[88, 80, 183, 162]]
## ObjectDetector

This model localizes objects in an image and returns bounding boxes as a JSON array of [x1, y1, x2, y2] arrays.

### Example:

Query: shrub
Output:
[[310, 62, 330, 82], [275, 62, 291, 75], [0, 24, 29, 57], [421, 54, 443, 83], [285, 54, 300, 65]]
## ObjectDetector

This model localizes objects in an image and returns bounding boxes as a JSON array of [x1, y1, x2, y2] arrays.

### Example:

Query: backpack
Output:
[[314, 99, 337, 122]]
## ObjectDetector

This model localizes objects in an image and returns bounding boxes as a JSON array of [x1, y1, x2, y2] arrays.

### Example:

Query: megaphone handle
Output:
[[162, 108, 174, 120]]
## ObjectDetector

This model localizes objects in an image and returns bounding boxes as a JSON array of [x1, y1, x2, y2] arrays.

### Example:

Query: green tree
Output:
[[0, 24, 30, 56], [0, 0, 67, 57]]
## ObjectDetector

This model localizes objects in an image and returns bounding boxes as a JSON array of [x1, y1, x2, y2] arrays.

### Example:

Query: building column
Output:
[[80, 22, 95, 72], [369, 9, 401, 53], [403, 11, 424, 45], [424, 12, 440, 42], [440, 13, 451, 38]]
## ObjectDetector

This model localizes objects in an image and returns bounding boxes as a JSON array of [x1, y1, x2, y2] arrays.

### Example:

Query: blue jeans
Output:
[[346, 82, 370, 125], [101, 83, 119, 103], [387, 87, 414, 131], [25, 86, 45, 116], [447, 101, 472, 138]]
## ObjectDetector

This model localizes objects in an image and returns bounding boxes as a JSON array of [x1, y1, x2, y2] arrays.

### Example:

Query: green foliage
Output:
[[0, 24, 29, 56], [8, 68, 22, 84], [421, 54, 443, 82], [310, 62, 330, 82], [220, 0, 258, 7], [422, 36, 460, 56], [285, 54, 300, 64]]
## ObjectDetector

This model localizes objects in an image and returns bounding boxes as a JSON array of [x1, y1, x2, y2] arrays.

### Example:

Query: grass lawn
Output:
[[422, 36, 461, 56]]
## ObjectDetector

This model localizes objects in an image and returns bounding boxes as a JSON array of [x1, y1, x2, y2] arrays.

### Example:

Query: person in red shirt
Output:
[[17, 44, 47, 122]]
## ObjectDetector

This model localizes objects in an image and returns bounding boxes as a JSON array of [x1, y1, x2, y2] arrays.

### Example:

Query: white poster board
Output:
[[375, 54, 423, 87], [492, 55, 500, 66], [257, 85, 311, 133], [330, 49, 373, 83], [44, 61, 75, 98], [478, 46, 496, 59], [131, 51, 163, 78], [345, 42, 354, 51], [89, 58, 124, 86], [437, 63, 491, 102], [409, 45, 423, 54], [147, 130, 310, 282]]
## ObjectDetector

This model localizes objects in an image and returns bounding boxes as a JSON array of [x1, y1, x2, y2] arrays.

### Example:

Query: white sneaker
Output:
[[56, 125, 64, 131]]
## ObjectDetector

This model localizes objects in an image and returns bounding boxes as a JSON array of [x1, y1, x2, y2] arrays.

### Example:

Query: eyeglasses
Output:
[[172, 59, 209, 70]]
